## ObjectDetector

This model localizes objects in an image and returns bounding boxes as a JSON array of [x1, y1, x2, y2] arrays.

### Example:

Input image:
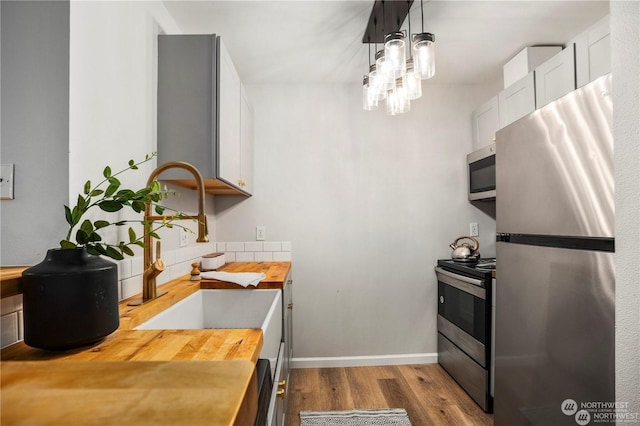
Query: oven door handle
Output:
[[435, 267, 486, 299]]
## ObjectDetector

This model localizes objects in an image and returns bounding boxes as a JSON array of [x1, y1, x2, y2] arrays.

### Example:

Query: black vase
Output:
[[22, 248, 120, 350]]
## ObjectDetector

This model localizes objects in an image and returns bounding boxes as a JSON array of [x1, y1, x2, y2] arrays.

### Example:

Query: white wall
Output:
[[215, 83, 497, 362], [611, 1, 640, 415]]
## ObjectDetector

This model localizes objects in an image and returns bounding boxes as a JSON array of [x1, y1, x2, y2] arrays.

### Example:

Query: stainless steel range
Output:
[[435, 258, 495, 412]]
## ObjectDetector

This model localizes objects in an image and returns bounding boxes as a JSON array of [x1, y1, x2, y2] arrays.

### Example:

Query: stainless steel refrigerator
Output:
[[494, 74, 614, 425]]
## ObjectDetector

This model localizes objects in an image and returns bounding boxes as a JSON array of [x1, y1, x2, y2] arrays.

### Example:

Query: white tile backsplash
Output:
[[216, 242, 226, 252], [245, 241, 263, 252], [281, 241, 292, 251], [273, 251, 292, 261], [255, 251, 273, 262], [226, 242, 245, 252], [263, 241, 282, 252], [236, 252, 255, 262]]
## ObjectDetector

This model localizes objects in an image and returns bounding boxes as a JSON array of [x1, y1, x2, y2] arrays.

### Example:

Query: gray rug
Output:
[[300, 408, 412, 426]]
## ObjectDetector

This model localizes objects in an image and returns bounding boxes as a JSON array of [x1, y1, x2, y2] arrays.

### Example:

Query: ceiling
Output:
[[162, 0, 609, 85]]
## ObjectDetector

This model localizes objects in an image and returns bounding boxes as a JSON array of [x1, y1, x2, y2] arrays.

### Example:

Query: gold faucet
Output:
[[128, 161, 208, 306]]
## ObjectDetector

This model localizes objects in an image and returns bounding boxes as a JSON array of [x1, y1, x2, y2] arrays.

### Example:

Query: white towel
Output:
[[200, 271, 266, 287]]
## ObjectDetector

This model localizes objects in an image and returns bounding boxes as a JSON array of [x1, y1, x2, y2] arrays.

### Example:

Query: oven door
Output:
[[435, 267, 488, 367]]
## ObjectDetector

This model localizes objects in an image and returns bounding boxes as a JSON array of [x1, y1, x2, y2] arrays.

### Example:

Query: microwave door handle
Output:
[[435, 267, 486, 299]]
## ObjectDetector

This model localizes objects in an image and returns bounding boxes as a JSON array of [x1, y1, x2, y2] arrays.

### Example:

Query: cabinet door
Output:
[[535, 45, 576, 108], [574, 16, 610, 88], [268, 342, 286, 426], [498, 72, 535, 128], [218, 39, 242, 188], [472, 96, 500, 149], [240, 85, 254, 194], [282, 276, 293, 385]]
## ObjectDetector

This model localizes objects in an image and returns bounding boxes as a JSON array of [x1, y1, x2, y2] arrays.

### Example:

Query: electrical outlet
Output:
[[256, 226, 266, 241], [470, 222, 479, 237], [0, 164, 15, 200], [179, 227, 189, 247]]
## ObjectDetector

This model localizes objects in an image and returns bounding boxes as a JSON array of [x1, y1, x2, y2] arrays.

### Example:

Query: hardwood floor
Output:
[[285, 364, 494, 426]]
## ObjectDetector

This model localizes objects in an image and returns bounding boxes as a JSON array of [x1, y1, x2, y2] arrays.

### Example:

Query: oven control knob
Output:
[[439, 296, 444, 304]]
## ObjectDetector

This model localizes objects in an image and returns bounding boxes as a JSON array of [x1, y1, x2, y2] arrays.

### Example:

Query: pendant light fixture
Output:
[[361, 0, 433, 113], [412, 0, 435, 79]]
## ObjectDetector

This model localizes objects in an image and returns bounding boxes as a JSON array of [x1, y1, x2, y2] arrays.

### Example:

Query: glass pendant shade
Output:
[[404, 58, 422, 100], [386, 77, 410, 116], [384, 32, 406, 79], [368, 64, 387, 101], [362, 75, 378, 111], [412, 32, 436, 79], [375, 49, 395, 89]]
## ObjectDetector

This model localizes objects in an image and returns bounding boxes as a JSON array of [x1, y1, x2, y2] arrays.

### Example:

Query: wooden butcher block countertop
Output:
[[1, 261, 291, 425]]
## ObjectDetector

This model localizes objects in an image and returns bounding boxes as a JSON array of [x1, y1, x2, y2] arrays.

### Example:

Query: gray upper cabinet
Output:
[[157, 34, 253, 196]]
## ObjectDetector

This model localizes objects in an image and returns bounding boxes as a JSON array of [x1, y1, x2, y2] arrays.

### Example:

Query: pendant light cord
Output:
[[420, 0, 424, 33], [408, 0, 412, 55]]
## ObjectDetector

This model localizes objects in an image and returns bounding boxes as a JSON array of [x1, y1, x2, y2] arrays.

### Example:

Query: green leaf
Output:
[[128, 159, 135, 167], [83, 180, 91, 195], [128, 227, 136, 243], [105, 246, 124, 260], [103, 166, 112, 178], [76, 229, 89, 245], [60, 240, 77, 249], [114, 220, 127, 226], [132, 200, 145, 213], [98, 200, 124, 212], [88, 232, 102, 242], [94, 220, 109, 229], [122, 246, 135, 257], [64, 205, 73, 226], [77, 194, 87, 212], [149, 232, 161, 240], [80, 219, 93, 234], [155, 205, 165, 215], [86, 245, 101, 256], [134, 241, 145, 248], [105, 177, 121, 198], [90, 189, 104, 197]]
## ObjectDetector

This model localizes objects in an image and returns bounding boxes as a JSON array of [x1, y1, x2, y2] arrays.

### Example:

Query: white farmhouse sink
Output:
[[136, 289, 282, 377]]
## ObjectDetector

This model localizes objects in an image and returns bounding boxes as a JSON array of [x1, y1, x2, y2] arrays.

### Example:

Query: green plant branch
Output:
[[60, 153, 197, 261]]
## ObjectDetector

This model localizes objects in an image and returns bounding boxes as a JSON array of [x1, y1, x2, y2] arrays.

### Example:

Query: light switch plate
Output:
[[0, 164, 15, 200], [470, 222, 479, 237], [179, 227, 189, 247]]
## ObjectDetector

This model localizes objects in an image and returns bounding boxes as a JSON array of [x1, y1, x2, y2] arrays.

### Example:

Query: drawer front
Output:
[[438, 333, 489, 411]]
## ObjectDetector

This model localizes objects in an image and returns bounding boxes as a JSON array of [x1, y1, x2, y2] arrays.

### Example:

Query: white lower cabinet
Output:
[[498, 71, 535, 128]]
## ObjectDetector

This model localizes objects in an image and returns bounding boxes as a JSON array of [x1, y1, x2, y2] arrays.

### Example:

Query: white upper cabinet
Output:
[[240, 85, 254, 194], [534, 45, 576, 108], [218, 39, 243, 190], [498, 71, 536, 128], [472, 96, 500, 150], [573, 15, 611, 88]]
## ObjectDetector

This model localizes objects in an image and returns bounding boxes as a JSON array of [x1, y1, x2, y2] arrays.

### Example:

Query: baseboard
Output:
[[291, 353, 438, 369]]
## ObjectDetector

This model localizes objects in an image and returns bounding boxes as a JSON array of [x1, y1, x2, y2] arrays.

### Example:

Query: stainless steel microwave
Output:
[[467, 143, 496, 201]]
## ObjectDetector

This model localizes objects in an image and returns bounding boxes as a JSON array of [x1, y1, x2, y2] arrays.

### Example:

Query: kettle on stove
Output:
[[449, 236, 480, 262]]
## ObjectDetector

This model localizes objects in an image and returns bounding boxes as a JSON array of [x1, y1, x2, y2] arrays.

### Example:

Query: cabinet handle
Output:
[[287, 279, 293, 285], [278, 380, 286, 388], [238, 179, 246, 187], [277, 389, 286, 398], [288, 303, 293, 309]]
